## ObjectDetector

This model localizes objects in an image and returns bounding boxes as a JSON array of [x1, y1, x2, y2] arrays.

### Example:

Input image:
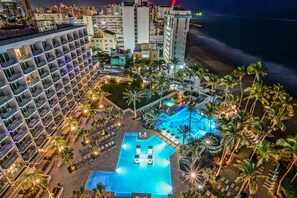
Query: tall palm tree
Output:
[[177, 125, 190, 145], [275, 135, 297, 195], [220, 74, 237, 107], [247, 61, 267, 86], [50, 137, 67, 152], [72, 186, 86, 198], [156, 76, 169, 108], [187, 102, 196, 130], [251, 119, 272, 143], [143, 111, 159, 128], [200, 103, 216, 133], [123, 89, 144, 118], [92, 183, 107, 198], [79, 130, 89, 143], [65, 118, 78, 131], [81, 103, 91, 114], [18, 169, 44, 190], [61, 147, 75, 167], [249, 141, 275, 165], [234, 159, 264, 197], [232, 66, 247, 107], [206, 73, 219, 100]]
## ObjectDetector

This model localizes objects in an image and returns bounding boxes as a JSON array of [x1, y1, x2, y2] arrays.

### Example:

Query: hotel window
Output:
[[0, 52, 10, 63]]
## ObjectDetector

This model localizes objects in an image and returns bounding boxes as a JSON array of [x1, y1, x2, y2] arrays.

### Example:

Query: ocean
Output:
[[190, 14, 297, 95]]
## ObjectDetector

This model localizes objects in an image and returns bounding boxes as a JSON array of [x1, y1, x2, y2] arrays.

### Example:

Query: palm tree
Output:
[[170, 57, 180, 80], [50, 137, 67, 152], [92, 183, 107, 198], [187, 102, 196, 130], [18, 169, 43, 190], [232, 66, 247, 107], [61, 147, 75, 167], [249, 141, 275, 165], [177, 125, 190, 144], [200, 103, 216, 133], [143, 111, 159, 128], [79, 130, 89, 143], [65, 118, 78, 131], [234, 159, 264, 197], [156, 76, 169, 108], [181, 189, 200, 198], [251, 119, 273, 143], [275, 135, 297, 195], [220, 75, 237, 106], [123, 89, 144, 118], [247, 61, 267, 86], [206, 73, 219, 100], [81, 103, 91, 115], [105, 104, 113, 117], [72, 186, 86, 198]]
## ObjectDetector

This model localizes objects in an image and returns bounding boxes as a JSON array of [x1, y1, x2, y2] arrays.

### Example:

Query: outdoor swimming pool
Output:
[[156, 106, 217, 141], [164, 98, 175, 107], [85, 133, 176, 197]]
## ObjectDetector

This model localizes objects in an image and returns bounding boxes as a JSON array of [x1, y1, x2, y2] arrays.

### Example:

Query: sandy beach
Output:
[[185, 27, 297, 138]]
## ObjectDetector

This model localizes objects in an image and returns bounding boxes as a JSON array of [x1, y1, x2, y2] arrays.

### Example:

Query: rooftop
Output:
[[104, 30, 116, 35], [0, 24, 86, 46]]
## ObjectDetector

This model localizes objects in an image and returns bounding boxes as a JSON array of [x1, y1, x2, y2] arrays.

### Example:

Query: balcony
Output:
[[39, 108, 50, 117], [31, 125, 44, 138], [44, 45, 53, 51], [0, 106, 17, 120], [43, 81, 53, 89], [40, 71, 50, 79], [36, 135, 47, 147], [68, 65, 74, 72], [49, 99, 58, 108], [35, 98, 46, 108], [0, 131, 8, 142], [36, 60, 47, 68], [69, 74, 75, 80], [61, 39, 67, 45], [31, 88, 43, 98], [52, 109, 60, 117], [22, 148, 37, 162], [7, 72, 23, 82], [56, 52, 63, 58], [75, 42, 80, 48], [71, 54, 77, 59], [55, 84, 63, 92], [53, 42, 61, 48], [80, 40, 85, 46], [2, 153, 18, 169], [0, 144, 13, 159], [62, 79, 69, 85], [12, 85, 27, 95], [46, 90, 55, 99], [13, 129, 27, 142], [55, 116, 63, 125], [63, 48, 70, 54], [65, 57, 71, 63], [57, 92, 65, 100], [52, 75, 60, 82], [68, 37, 74, 42], [23, 65, 35, 74], [74, 35, 79, 40], [0, 95, 12, 106], [32, 48, 43, 56], [27, 78, 39, 87], [1, 58, 18, 67], [18, 97, 31, 107], [23, 107, 36, 118], [43, 118, 53, 127], [64, 86, 71, 93], [47, 56, 55, 63], [18, 139, 32, 152], [50, 65, 59, 72], [58, 61, 65, 67], [27, 118, 40, 128], [70, 46, 75, 51], [0, 80, 6, 88], [82, 48, 86, 53], [60, 70, 67, 77]]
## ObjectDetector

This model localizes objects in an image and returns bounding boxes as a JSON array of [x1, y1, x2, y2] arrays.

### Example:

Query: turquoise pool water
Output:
[[85, 133, 176, 197], [157, 106, 217, 140]]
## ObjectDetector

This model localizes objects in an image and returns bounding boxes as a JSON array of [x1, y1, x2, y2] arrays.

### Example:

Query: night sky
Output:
[[29, 0, 297, 19]]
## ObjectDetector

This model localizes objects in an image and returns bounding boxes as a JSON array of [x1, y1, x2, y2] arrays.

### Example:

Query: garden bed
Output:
[[103, 82, 172, 110]]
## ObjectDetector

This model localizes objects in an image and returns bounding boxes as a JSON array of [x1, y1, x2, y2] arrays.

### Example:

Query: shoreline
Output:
[[185, 27, 297, 138]]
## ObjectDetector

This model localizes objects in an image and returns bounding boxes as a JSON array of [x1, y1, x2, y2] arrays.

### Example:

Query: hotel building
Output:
[[163, 8, 191, 63], [0, 24, 99, 196]]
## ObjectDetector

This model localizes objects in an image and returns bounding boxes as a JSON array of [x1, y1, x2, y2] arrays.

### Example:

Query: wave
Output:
[[188, 31, 297, 95]]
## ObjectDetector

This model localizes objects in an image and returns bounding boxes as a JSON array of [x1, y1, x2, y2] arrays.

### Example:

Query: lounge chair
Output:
[[220, 177, 225, 182], [148, 146, 153, 155], [216, 185, 221, 190]]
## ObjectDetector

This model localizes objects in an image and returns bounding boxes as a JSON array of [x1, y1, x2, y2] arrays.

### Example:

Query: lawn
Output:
[[103, 82, 172, 110]]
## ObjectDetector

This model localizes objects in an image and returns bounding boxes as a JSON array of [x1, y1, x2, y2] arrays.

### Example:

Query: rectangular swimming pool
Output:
[[85, 133, 176, 197]]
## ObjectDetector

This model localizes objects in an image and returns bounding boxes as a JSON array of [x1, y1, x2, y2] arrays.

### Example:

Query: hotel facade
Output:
[[0, 25, 99, 196]]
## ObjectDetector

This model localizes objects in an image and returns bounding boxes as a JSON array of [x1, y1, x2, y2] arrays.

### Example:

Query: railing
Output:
[[31, 88, 42, 97], [2, 154, 18, 169], [7, 73, 22, 82], [27, 118, 40, 128], [12, 85, 27, 95], [0, 107, 17, 119], [1, 58, 17, 67], [37, 60, 47, 68], [0, 144, 13, 159], [23, 107, 36, 118], [18, 139, 32, 152], [18, 97, 31, 107]]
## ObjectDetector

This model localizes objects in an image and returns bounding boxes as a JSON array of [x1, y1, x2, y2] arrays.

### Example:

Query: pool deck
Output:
[[43, 110, 187, 198]]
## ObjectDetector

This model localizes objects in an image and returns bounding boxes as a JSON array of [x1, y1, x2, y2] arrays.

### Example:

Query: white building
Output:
[[34, 13, 70, 24], [163, 8, 191, 63], [122, 1, 150, 50], [0, 25, 100, 196], [83, 15, 123, 48]]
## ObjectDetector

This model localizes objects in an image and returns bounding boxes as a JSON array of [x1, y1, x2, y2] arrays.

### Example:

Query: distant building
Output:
[[110, 48, 132, 66], [19, 0, 33, 19], [157, 5, 172, 19], [34, 13, 70, 25], [91, 29, 117, 53], [133, 43, 159, 61], [100, 4, 122, 16], [163, 7, 191, 63], [1, 0, 23, 19], [122, 0, 150, 50], [83, 15, 123, 48]]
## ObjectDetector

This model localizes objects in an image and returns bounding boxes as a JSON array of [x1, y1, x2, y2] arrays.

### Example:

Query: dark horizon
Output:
[[27, 0, 297, 19]]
